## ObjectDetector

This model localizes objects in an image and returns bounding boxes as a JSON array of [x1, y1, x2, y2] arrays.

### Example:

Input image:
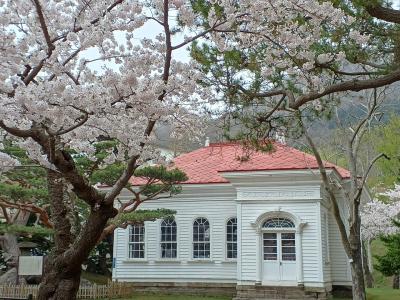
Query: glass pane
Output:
[[161, 242, 177, 258], [281, 239, 295, 246], [281, 233, 295, 240], [282, 246, 296, 254], [263, 233, 277, 240], [193, 218, 210, 242], [226, 217, 237, 259], [282, 254, 296, 261], [264, 239, 277, 246], [193, 242, 210, 259], [264, 246, 277, 254]]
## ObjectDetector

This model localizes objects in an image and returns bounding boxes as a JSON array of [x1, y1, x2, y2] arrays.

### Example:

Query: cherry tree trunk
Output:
[[393, 274, 399, 289], [37, 170, 116, 300], [350, 249, 367, 300], [362, 240, 374, 288]]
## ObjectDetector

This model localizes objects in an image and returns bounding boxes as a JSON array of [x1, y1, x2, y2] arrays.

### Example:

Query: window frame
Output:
[[226, 217, 238, 260], [192, 217, 211, 260], [262, 217, 295, 229], [159, 217, 178, 260], [127, 223, 146, 260]]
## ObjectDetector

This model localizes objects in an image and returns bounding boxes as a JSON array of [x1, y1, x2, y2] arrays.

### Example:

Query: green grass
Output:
[[331, 288, 400, 300], [100, 288, 400, 300], [367, 288, 400, 300]]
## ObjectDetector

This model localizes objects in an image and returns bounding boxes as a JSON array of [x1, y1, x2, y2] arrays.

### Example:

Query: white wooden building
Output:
[[112, 142, 354, 299]]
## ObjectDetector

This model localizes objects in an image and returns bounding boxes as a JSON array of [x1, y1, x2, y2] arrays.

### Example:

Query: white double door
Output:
[[262, 231, 297, 283]]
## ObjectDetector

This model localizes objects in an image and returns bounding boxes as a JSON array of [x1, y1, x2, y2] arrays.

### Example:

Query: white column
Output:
[[256, 230, 262, 284], [296, 228, 304, 286]]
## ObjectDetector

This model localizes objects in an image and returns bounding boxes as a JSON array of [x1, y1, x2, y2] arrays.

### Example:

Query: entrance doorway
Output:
[[261, 218, 297, 283]]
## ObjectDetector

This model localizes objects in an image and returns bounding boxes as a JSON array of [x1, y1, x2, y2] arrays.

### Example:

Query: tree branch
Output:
[[0, 205, 10, 224], [365, 3, 400, 24], [33, 0, 55, 56], [353, 153, 390, 203], [294, 68, 400, 108]]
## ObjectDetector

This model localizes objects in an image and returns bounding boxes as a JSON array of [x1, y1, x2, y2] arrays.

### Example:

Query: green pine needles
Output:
[[374, 220, 400, 278]]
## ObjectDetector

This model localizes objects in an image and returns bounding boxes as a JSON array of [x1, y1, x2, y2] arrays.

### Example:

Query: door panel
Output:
[[262, 233, 279, 281], [280, 232, 296, 281], [262, 232, 297, 283]]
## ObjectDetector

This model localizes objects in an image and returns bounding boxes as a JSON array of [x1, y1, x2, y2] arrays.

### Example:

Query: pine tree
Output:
[[0, 139, 187, 282], [375, 220, 400, 289]]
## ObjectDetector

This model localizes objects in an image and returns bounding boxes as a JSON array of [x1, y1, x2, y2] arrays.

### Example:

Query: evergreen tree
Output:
[[374, 220, 400, 289], [0, 139, 187, 281]]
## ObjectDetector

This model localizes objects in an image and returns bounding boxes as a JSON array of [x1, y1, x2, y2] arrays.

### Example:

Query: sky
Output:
[[82, 14, 191, 74]]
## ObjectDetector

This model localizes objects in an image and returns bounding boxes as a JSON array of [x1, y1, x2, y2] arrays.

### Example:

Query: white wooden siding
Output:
[[328, 189, 352, 284], [113, 185, 238, 283]]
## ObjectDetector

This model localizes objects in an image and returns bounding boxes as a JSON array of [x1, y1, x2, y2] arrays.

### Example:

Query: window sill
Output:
[[187, 259, 215, 263], [123, 259, 148, 263], [154, 259, 181, 263], [221, 260, 237, 263]]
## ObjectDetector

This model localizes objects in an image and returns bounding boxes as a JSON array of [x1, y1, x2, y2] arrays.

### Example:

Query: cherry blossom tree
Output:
[[0, 1, 224, 299], [2, 1, 400, 299], [361, 185, 400, 241], [360, 185, 400, 287], [362, 185, 400, 288]]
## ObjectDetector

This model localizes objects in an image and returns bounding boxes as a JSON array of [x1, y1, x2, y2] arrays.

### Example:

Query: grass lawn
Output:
[[366, 288, 400, 300], [101, 288, 400, 300], [117, 294, 231, 300]]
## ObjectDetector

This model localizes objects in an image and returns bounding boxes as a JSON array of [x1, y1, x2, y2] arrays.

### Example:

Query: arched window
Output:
[[226, 217, 237, 259], [160, 218, 177, 259], [193, 218, 210, 259], [129, 224, 145, 259], [262, 217, 295, 228]]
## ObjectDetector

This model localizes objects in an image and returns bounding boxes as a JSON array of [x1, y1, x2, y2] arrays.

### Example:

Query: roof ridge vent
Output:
[[204, 137, 210, 147]]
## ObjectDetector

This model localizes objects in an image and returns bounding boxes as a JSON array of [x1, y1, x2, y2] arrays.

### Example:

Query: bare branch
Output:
[[300, 117, 352, 256], [172, 20, 226, 50], [353, 153, 390, 203], [0, 121, 34, 138], [33, 0, 55, 55], [56, 112, 89, 135]]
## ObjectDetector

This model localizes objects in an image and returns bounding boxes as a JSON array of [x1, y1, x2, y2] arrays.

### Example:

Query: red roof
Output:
[[130, 142, 350, 185]]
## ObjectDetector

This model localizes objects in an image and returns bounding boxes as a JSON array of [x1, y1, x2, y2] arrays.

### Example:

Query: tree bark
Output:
[[350, 248, 367, 300], [0, 210, 30, 284], [393, 273, 399, 289], [362, 240, 374, 288], [0, 234, 20, 284], [37, 170, 117, 300]]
